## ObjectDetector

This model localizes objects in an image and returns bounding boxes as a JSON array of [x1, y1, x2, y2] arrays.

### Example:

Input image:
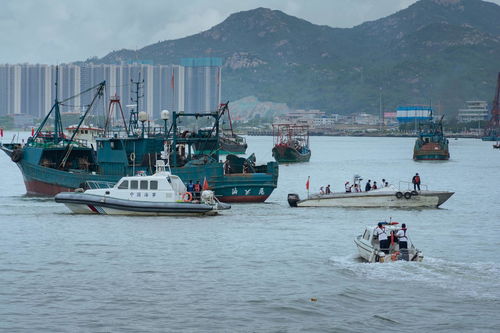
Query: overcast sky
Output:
[[1, 0, 499, 64]]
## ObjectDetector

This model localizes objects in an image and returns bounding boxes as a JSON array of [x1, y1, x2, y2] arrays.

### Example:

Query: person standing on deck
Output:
[[396, 224, 408, 250], [365, 180, 372, 192], [375, 222, 389, 254], [412, 173, 421, 191], [194, 181, 201, 199], [187, 180, 195, 195]]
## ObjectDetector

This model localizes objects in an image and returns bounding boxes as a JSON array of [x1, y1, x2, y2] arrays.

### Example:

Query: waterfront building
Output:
[[457, 101, 489, 123], [396, 106, 433, 123]]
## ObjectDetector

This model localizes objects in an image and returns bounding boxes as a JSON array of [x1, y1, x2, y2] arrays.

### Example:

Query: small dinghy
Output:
[[55, 160, 230, 216], [354, 222, 423, 263]]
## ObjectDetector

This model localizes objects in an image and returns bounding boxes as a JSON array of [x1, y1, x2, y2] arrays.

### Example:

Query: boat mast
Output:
[[53, 66, 64, 143], [128, 73, 144, 136]]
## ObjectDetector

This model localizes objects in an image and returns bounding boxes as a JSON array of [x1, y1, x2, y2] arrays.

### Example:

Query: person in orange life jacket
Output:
[[375, 222, 389, 254], [194, 181, 201, 199], [365, 180, 372, 192], [412, 173, 421, 191], [396, 223, 408, 249]]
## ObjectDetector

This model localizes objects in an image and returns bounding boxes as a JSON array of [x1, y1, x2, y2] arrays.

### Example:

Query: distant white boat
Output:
[[288, 183, 453, 209], [55, 160, 230, 216], [354, 222, 423, 263]]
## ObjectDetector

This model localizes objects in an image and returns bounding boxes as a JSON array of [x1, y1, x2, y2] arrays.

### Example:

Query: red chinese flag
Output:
[[31, 127, 34, 136], [202, 177, 209, 190], [170, 70, 175, 90], [306, 176, 310, 190]]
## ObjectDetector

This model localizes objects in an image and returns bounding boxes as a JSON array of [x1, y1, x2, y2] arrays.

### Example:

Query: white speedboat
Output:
[[354, 222, 423, 263], [55, 160, 230, 216], [288, 181, 453, 208]]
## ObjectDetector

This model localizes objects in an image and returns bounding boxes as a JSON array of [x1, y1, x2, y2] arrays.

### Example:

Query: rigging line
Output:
[[59, 81, 105, 104], [108, 83, 131, 88]]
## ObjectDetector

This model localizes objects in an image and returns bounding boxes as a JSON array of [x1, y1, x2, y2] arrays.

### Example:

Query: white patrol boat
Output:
[[55, 160, 230, 216], [288, 176, 453, 208], [354, 222, 423, 263]]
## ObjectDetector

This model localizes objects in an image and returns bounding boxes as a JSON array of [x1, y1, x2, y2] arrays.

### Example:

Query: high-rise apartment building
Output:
[[0, 60, 220, 122], [182, 58, 222, 114]]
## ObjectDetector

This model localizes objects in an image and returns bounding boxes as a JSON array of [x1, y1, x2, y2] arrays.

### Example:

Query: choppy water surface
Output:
[[1, 133, 499, 332]]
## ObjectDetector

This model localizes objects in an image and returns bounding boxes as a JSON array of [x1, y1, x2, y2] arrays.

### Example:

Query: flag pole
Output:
[[306, 176, 310, 199]]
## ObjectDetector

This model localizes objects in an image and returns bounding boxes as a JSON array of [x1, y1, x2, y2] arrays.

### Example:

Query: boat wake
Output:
[[329, 255, 500, 300]]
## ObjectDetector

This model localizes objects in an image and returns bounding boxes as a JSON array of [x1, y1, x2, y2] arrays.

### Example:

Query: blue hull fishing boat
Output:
[[0, 72, 278, 203]]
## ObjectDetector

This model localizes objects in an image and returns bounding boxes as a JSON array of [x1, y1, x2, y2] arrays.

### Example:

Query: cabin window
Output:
[[85, 130, 88, 134], [140, 180, 148, 190], [118, 180, 128, 189], [131, 180, 138, 189], [150, 181, 158, 190], [363, 230, 370, 240], [110, 140, 122, 150]]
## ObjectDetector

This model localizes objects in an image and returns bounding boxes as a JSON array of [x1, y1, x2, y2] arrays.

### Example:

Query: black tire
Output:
[[11, 149, 23, 162], [411, 190, 419, 196], [395, 191, 403, 199], [404, 192, 412, 199]]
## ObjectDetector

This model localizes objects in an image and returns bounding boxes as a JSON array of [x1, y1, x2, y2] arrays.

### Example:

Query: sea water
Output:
[[0, 133, 499, 332]]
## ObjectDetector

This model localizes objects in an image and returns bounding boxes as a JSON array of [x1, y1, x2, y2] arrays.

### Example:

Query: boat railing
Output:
[[398, 181, 428, 191], [84, 180, 115, 190]]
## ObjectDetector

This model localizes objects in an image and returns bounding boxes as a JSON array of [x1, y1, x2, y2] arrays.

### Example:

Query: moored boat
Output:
[[0, 77, 278, 203], [413, 116, 450, 160], [354, 222, 423, 263], [55, 160, 230, 216], [192, 103, 247, 155], [272, 123, 311, 163]]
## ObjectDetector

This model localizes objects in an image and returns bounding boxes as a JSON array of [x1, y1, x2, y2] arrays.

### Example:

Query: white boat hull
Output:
[[56, 192, 225, 216], [354, 235, 423, 263], [62, 203, 217, 216], [291, 190, 453, 208]]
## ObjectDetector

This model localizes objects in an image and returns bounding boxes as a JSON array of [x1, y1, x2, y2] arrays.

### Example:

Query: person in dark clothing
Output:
[[365, 180, 372, 192], [412, 173, 421, 191], [187, 180, 195, 194]]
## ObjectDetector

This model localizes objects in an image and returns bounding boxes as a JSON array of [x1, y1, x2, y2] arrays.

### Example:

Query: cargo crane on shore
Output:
[[482, 73, 500, 141]]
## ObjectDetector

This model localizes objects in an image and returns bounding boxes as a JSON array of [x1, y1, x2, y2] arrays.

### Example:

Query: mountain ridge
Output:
[[90, 0, 500, 116]]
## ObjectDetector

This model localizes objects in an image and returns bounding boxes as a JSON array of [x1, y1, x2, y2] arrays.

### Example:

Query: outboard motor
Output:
[[287, 193, 300, 207], [201, 190, 215, 205]]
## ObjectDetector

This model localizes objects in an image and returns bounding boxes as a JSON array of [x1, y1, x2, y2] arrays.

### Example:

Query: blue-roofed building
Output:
[[396, 106, 433, 123]]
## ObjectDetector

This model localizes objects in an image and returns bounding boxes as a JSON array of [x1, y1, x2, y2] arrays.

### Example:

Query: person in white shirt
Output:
[[374, 222, 389, 254], [345, 182, 351, 193], [396, 224, 408, 249]]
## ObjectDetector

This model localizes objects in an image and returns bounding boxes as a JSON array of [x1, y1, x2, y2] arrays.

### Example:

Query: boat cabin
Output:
[[85, 161, 188, 202]]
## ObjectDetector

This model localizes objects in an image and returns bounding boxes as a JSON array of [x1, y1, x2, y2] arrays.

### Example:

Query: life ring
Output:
[[411, 190, 419, 196], [182, 192, 193, 202], [395, 191, 403, 199], [404, 192, 412, 199], [11, 149, 23, 163], [129, 152, 136, 161]]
